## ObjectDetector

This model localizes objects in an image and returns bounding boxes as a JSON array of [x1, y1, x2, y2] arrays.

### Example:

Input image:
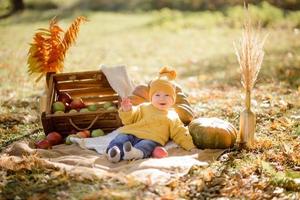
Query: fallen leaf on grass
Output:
[[270, 117, 293, 131], [252, 139, 274, 150], [278, 117, 293, 128], [273, 187, 284, 194], [282, 142, 293, 154]]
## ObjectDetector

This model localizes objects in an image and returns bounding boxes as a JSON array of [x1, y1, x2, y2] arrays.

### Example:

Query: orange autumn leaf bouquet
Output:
[[27, 16, 87, 82]]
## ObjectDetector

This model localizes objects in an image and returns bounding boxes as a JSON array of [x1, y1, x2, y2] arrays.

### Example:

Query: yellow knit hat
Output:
[[149, 67, 177, 102]]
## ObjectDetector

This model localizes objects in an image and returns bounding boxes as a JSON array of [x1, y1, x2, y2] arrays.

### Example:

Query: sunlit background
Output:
[[1, 0, 299, 99]]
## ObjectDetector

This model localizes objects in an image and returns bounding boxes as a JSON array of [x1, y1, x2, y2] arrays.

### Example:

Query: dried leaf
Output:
[[27, 16, 87, 82]]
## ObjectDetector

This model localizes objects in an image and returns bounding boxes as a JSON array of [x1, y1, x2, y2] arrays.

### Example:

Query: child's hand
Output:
[[121, 97, 132, 112]]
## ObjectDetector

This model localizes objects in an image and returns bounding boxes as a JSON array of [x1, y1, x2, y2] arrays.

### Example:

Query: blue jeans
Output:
[[106, 133, 159, 159]]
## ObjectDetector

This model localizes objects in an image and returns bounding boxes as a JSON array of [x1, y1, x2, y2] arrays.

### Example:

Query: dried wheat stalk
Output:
[[234, 11, 267, 93], [235, 7, 267, 147]]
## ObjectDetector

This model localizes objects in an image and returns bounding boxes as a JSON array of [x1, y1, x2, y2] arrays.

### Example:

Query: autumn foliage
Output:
[[27, 16, 87, 82]]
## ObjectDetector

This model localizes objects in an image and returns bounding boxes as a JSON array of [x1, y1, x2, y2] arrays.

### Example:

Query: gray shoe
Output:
[[107, 146, 121, 163], [123, 142, 144, 160], [123, 141, 132, 153]]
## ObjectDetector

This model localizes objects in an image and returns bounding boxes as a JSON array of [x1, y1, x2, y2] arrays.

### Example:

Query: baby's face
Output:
[[151, 91, 174, 111]]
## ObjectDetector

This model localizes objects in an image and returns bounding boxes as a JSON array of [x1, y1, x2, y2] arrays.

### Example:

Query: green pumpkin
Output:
[[189, 117, 237, 149]]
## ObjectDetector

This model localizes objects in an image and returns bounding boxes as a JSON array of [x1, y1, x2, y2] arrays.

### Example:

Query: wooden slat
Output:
[[84, 99, 119, 105], [53, 71, 105, 82], [46, 111, 119, 119], [54, 120, 118, 127], [60, 87, 116, 97], [46, 75, 55, 114], [81, 95, 119, 104], [52, 116, 118, 123], [51, 115, 122, 133], [55, 79, 111, 91], [57, 127, 117, 135], [41, 112, 54, 134]]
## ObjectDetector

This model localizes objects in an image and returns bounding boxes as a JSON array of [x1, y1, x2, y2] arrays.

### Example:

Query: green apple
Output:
[[54, 110, 65, 115], [65, 134, 77, 145], [69, 109, 77, 113], [103, 102, 113, 109], [91, 129, 105, 137], [87, 104, 98, 111], [106, 106, 117, 111], [79, 108, 89, 113], [52, 101, 65, 112], [98, 107, 106, 112]]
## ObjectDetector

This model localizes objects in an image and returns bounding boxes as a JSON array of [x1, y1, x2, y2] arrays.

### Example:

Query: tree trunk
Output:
[[11, 0, 24, 12]]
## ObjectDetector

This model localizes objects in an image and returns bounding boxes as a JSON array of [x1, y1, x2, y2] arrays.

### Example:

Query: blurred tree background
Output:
[[1, 0, 300, 28], [0, 0, 299, 86], [2, 0, 300, 14]]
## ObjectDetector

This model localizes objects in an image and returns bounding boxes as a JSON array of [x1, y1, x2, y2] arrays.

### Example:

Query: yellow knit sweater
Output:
[[118, 103, 195, 150]]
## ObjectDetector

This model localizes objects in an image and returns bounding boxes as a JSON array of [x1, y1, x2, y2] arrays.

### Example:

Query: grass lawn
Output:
[[0, 7, 300, 199]]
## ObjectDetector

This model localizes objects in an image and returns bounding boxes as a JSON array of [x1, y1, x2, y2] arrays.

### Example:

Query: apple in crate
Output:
[[103, 102, 113, 109], [54, 110, 65, 115], [70, 98, 85, 110], [106, 106, 117, 111], [69, 109, 77, 113], [91, 129, 105, 137], [64, 102, 71, 112], [87, 104, 98, 111], [152, 146, 168, 158], [52, 101, 65, 112], [58, 92, 72, 104], [79, 108, 89, 113], [46, 131, 63, 145], [35, 139, 52, 149]]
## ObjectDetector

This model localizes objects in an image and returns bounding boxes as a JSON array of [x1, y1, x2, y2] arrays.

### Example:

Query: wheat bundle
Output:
[[234, 14, 266, 100], [234, 8, 267, 147]]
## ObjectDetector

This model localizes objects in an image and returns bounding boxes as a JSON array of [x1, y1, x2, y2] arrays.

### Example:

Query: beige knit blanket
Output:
[[0, 140, 224, 185]]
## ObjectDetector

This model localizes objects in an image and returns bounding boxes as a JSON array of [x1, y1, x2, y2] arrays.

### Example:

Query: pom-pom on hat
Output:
[[149, 66, 177, 102]]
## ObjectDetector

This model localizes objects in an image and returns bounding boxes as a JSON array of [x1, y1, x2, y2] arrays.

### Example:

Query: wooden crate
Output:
[[41, 70, 122, 135]]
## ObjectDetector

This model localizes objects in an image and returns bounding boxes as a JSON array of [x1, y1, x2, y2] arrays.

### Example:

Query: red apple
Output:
[[46, 131, 63, 145], [70, 98, 85, 110], [35, 139, 52, 149], [64, 102, 71, 112], [82, 130, 90, 137], [76, 131, 88, 138], [58, 92, 72, 104], [152, 146, 168, 158]]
